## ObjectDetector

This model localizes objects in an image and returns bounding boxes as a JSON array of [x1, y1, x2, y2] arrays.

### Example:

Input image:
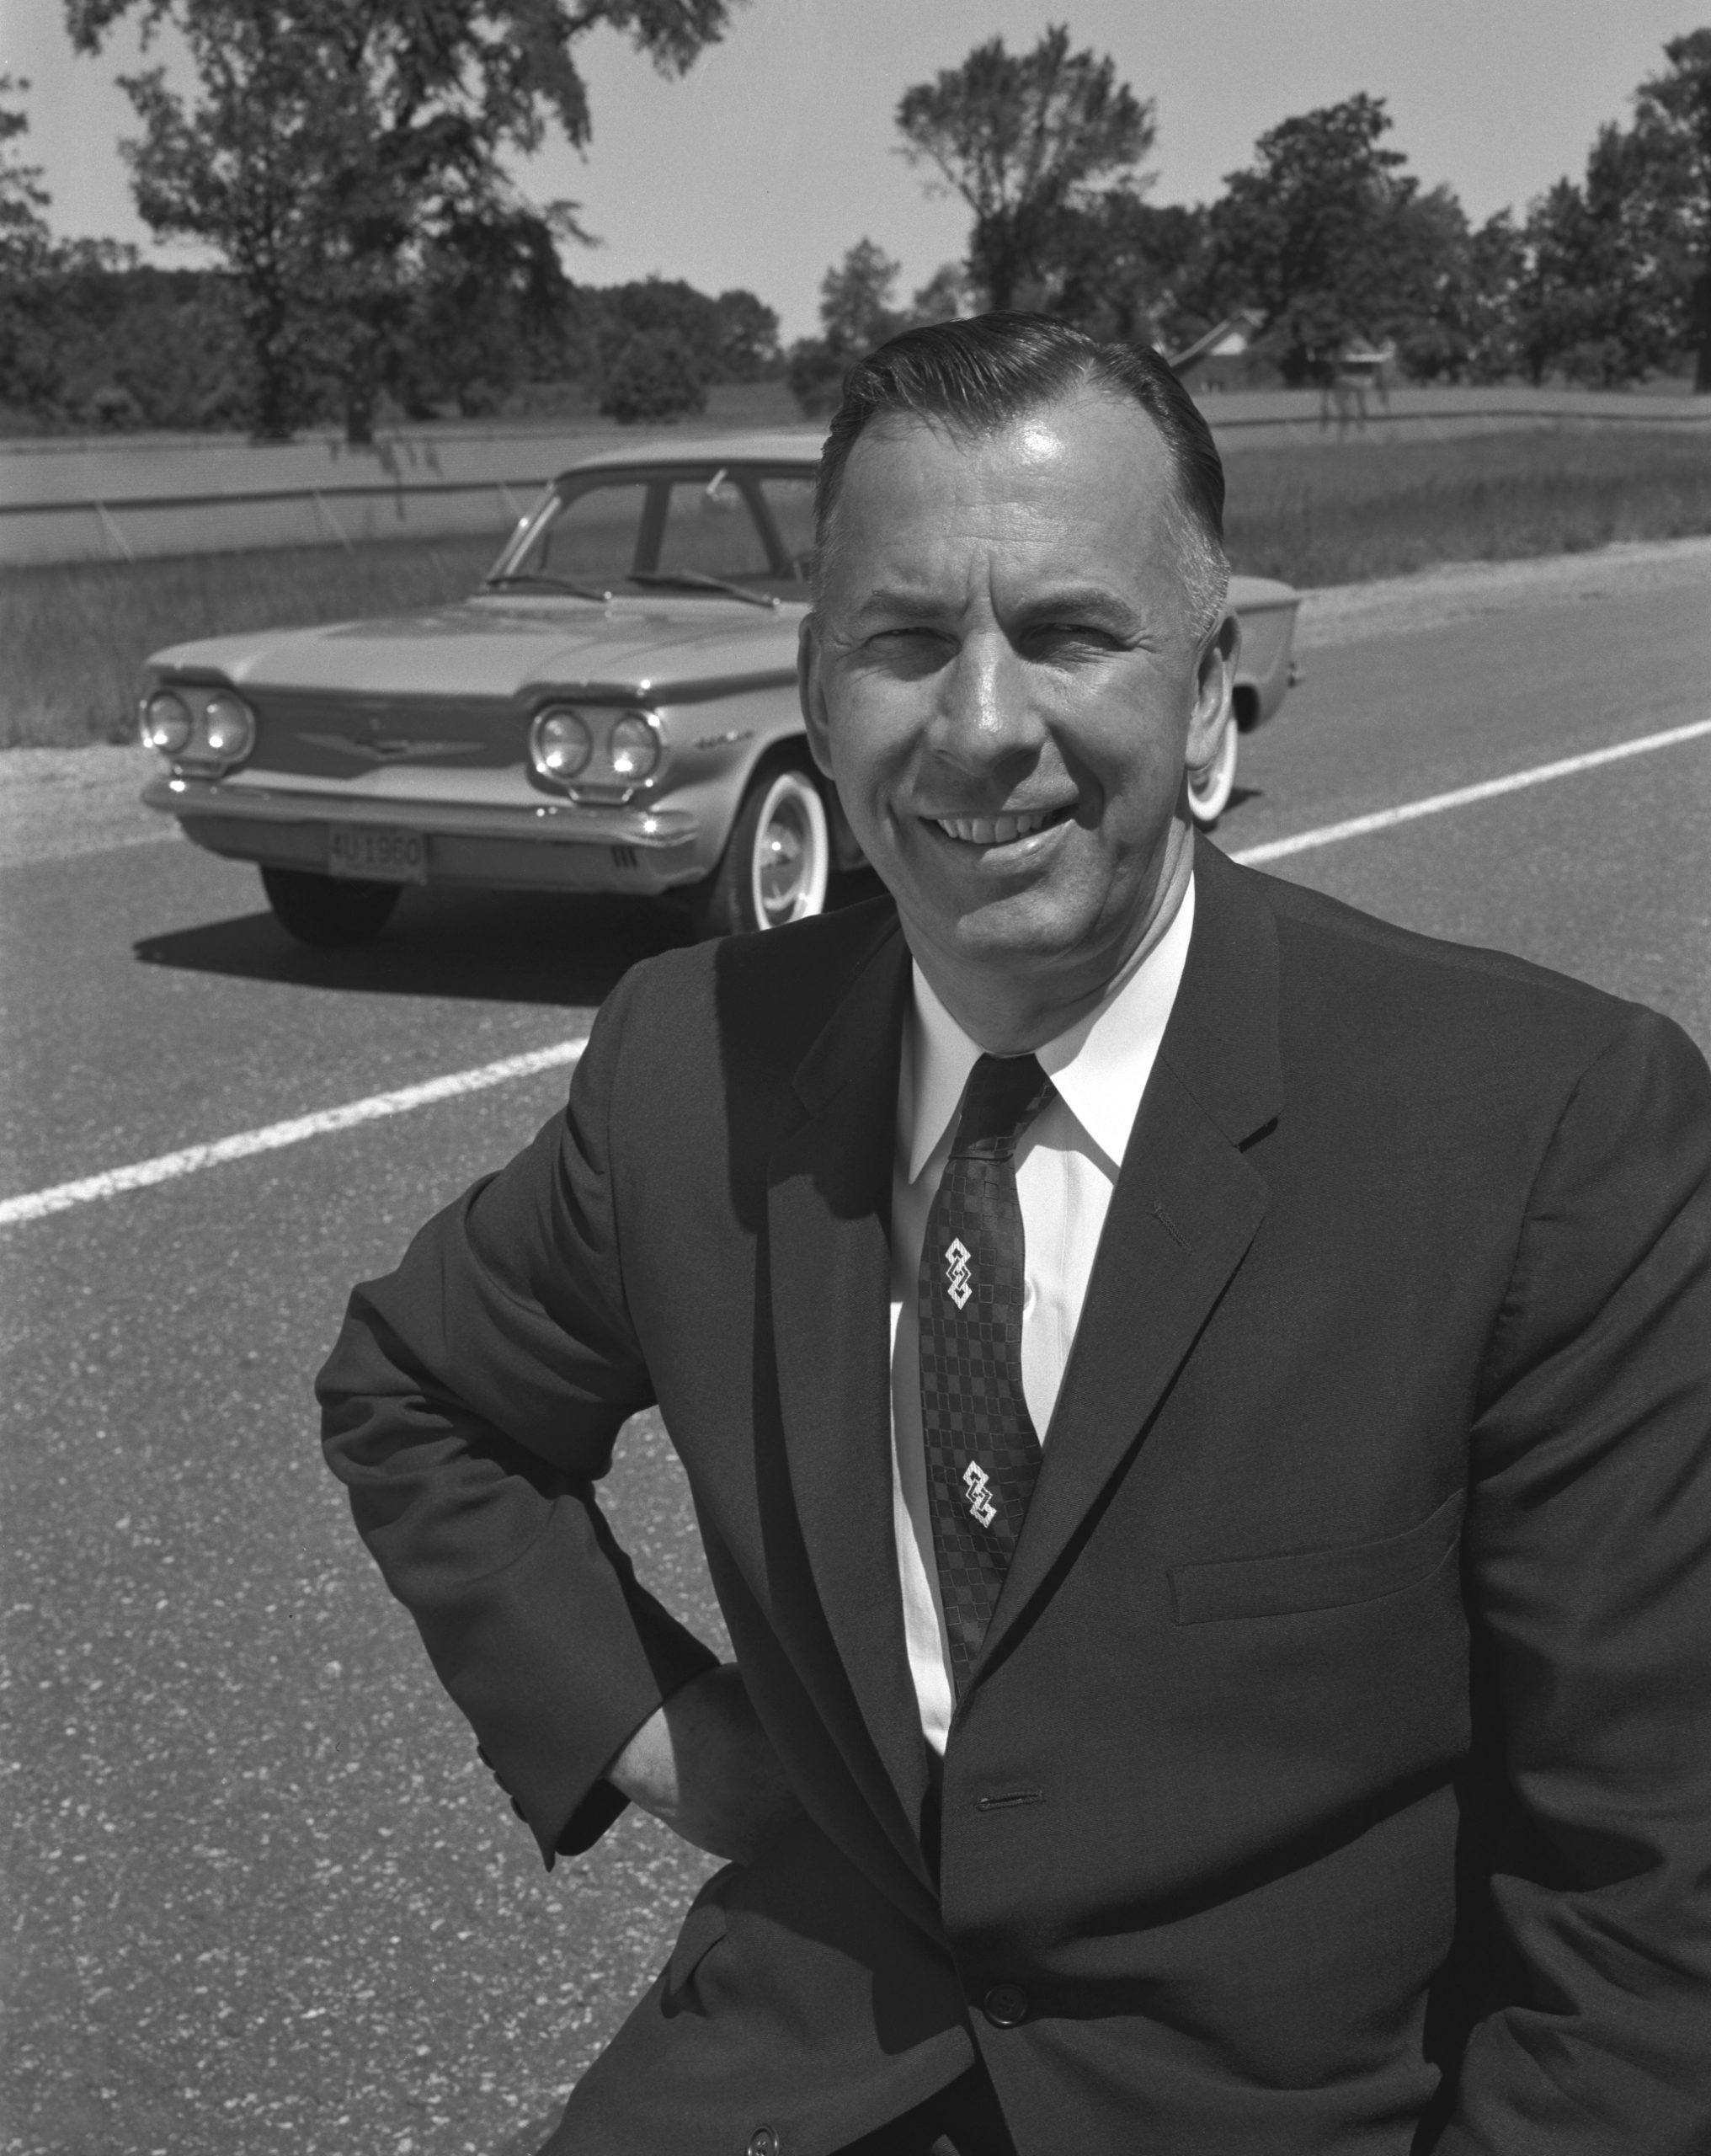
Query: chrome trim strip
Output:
[[528, 665, 800, 707], [143, 774, 701, 850]]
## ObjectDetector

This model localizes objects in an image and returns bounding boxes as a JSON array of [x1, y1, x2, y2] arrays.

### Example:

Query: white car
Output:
[[139, 432, 1302, 946]]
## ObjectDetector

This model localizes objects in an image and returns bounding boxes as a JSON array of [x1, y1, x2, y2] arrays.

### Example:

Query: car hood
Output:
[[147, 595, 803, 701]]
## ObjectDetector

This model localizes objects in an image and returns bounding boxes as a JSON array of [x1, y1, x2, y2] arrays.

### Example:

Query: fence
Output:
[[3, 392, 1706, 569], [3, 471, 549, 568]]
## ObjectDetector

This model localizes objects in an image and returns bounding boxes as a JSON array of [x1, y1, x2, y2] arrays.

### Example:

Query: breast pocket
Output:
[[1170, 1488, 1465, 1625]]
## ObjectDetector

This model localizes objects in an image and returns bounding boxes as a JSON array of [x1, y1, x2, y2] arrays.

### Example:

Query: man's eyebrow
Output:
[[1014, 584, 1141, 622], [847, 583, 1141, 625], [847, 588, 948, 625]]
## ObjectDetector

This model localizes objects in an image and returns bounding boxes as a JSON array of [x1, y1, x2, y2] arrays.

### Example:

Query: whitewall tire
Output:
[[1186, 720, 1238, 828], [694, 764, 832, 937]]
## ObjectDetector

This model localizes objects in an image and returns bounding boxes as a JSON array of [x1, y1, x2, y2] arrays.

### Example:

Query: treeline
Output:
[[2, 16, 1708, 443], [0, 242, 784, 434], [786, 29, 1710, 402]]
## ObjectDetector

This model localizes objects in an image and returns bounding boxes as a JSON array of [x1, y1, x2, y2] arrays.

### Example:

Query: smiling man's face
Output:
[[800, 388, 1235, 1034]]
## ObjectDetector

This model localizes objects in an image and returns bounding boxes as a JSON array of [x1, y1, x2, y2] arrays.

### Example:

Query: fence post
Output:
[[94, 501, 134, 563], [312, 490, 354, 551]]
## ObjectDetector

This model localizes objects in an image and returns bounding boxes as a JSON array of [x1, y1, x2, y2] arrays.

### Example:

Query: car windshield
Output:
[[487, 467, 817, 599]]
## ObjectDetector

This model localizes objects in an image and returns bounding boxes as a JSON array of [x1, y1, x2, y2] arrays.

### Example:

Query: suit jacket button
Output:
[[983, 1983, 1028, 2027], [748, 2129, 779, 2156]]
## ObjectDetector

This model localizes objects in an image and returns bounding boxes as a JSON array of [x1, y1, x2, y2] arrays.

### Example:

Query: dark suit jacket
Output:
[[319, 840, 1711, 2156]]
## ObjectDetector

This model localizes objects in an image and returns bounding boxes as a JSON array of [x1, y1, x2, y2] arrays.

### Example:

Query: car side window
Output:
[[755, 477, 817, 578], [526, 479, 650, 581], [656, 477, 772, 581]]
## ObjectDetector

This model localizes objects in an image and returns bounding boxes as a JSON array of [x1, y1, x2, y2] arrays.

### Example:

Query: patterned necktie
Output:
[[918, 1051, 1056, 1697]]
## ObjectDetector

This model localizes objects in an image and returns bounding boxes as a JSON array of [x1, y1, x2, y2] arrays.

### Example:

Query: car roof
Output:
[[562, 429, 825, 473], [553, 427, 1298, 601]]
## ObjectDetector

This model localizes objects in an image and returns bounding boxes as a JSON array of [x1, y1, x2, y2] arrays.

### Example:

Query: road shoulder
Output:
[[1294, 534, 1711, 652]]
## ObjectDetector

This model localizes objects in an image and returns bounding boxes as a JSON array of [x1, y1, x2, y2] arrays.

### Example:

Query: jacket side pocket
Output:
[[665, 1885, 730, 1999], [1171, 1488, 1465, 1625]]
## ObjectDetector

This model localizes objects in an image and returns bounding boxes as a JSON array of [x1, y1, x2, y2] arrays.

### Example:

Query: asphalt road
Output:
[[3, 550, 1709, 2156]]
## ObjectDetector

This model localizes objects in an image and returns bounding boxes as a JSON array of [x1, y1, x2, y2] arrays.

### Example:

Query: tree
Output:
[[908, 261, 973, 325], [713, 287, 781, 380], [401, 208, 574, 419], [1516, 125, 1684, 387], [785, 238, 903, 419], [1046, 192, 1209, 350], [66, 0, 745, 440], [0, 75, 54, 275], [0, 253, 253, 430], [896, 25, 1155, 311], [1210, 93, 1474, 386], [784, 246, 974, 419], [599, 328, 706, 424], [1632, 29, 1711, 389], [818, 237, 905, 352]]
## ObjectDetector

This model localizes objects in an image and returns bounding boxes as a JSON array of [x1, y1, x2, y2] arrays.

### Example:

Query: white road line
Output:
[[0, 1038, 587, 1229], [8, 713, 1709, 1230], [1230, 715, 1711, 867]]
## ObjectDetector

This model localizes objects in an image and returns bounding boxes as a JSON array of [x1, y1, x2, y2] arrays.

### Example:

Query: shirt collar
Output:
[[903, 872, 1196, 1184]]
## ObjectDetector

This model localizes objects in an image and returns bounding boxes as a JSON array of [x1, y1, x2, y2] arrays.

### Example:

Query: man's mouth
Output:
[[926, 804, 1073, 846]]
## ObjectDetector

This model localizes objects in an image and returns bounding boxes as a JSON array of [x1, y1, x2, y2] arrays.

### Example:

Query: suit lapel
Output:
[[976, 841, 1283, 1677], [765, 926, 932, 1860]]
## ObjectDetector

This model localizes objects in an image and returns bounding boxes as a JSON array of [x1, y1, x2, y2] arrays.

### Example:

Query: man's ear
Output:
[[1186, 609, 1240, 774], [797, 615, 835, 782]]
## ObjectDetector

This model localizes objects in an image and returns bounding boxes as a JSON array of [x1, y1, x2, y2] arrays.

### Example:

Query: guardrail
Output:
[[1, 472, 546, 568], [1212, 402, 1711, 435], [3, 399, 1707, 568]]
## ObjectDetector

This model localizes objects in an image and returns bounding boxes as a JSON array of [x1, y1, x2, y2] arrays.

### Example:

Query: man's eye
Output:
[[1026, 622, 1116, 652]]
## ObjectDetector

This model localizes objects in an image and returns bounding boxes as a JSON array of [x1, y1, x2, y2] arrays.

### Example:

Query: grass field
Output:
[[1223, 424, 1711, 587], [2, 535, 501, 752], [4, 424, 1708, 750]]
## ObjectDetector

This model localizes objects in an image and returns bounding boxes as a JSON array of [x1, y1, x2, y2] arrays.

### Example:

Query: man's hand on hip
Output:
[[604, 1663, 803, 1865]]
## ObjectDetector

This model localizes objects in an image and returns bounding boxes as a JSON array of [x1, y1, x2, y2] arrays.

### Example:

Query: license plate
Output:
[[328, 825, 427, 882]]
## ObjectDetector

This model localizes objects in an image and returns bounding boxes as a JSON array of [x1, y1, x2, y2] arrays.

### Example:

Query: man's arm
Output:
[[1442, 1005, 1711, 2151], [318, 970, 733, 1865], [605, 1664, 803, 1864]]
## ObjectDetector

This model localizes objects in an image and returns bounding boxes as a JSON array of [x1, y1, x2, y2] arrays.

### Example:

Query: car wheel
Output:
[[693, 764, 831, 937], [1186, 720, 1238, 828], [260, 864, 402, 947]]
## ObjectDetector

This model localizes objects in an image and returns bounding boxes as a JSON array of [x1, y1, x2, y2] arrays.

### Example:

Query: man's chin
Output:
[[897, 874, 1103, 975], [878, 830, 1181, 992]]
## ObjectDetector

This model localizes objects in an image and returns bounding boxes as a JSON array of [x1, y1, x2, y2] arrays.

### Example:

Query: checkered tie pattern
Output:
[[918, 1052, 1056, 1696]]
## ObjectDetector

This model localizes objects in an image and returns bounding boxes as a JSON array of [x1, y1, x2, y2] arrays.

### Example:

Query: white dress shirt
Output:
[[888, 876, 1197, 1753]]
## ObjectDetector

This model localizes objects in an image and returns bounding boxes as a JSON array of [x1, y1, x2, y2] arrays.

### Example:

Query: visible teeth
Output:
[[934, 808, 1052, 844]]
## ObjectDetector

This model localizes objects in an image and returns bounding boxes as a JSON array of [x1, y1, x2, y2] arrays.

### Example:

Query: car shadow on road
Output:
[[132, 887, 701, 1007], [131, 872, 893, 1007]]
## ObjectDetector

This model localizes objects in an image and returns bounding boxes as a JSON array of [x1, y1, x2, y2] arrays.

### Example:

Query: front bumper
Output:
[[142, 773, 709, 894]]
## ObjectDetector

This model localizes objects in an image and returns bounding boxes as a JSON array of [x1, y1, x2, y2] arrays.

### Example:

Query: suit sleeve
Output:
[[1440, 1006, 1711, 2153], [316, 967, 718, 1867]]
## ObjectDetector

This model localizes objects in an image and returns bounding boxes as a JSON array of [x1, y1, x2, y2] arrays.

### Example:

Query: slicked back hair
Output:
[[813, 312, 1231, 637]]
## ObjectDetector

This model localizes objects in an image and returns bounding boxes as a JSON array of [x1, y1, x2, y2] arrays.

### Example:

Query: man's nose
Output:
[[930, 633, 1042, 774]]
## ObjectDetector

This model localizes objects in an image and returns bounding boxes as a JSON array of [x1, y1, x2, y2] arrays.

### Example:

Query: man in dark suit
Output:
[[318, 317, 1711, 2155]]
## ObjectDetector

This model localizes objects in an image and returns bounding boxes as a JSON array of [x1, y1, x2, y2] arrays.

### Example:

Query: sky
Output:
[[3, 0, 1699, 341]]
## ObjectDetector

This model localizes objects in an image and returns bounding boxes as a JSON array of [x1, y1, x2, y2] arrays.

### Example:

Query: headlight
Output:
[[608, 711, 661, 782], [141, 690, 192, 755], [530, 706, 592, 783], [200, 691, 255, 762]]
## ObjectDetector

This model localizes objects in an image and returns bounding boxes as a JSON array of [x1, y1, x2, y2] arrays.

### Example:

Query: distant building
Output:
[[1169, 311, 1265, 392]]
